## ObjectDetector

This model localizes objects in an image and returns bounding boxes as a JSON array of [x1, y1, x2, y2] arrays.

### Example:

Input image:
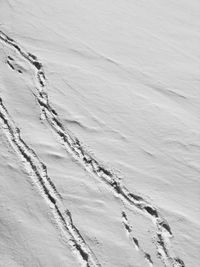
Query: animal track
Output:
[[6, 55, 23, 73], [0, 30, 185, 267], [122, 211, 153, 267], [0, 97, 101, 267]]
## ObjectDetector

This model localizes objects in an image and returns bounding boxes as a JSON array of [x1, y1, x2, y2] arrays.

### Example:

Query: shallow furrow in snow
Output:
[[0, 30, 185, 267], [0, 97, 101, 267]]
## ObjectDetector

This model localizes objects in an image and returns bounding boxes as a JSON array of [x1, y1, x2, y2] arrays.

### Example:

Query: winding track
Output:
[[0, 30, 185, 267]]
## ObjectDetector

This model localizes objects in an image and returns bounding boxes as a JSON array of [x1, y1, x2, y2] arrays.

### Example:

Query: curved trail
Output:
[[0, 97, 101, 267], [0, 30, 185, 267]]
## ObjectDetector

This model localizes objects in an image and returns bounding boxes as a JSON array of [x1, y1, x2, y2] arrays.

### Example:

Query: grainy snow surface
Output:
[[0, 1, 200, 266]]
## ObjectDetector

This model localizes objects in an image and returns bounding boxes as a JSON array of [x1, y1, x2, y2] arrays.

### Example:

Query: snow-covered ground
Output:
[[0, 1, 200, 266]]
